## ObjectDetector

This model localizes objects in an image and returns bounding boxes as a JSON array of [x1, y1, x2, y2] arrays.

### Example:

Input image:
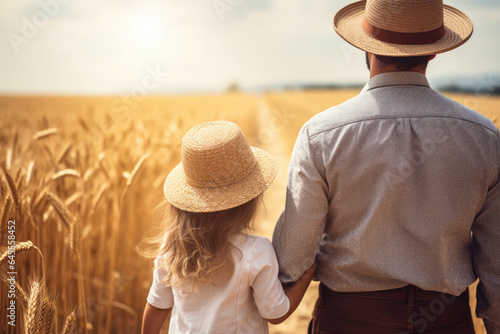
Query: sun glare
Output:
[[130, 11, 165, 48]]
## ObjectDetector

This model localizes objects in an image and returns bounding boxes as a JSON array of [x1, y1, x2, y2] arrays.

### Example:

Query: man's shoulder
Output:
[[304, 93, 366, 137], [431, 91, 498, 133], [303, 87, 498, 138]]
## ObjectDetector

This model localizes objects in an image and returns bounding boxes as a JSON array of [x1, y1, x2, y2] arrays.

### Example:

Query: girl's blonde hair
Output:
[[154, 195, 260, 289]]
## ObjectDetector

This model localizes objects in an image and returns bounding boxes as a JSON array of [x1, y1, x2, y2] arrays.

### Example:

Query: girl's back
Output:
[[148, 233, 288, 334]]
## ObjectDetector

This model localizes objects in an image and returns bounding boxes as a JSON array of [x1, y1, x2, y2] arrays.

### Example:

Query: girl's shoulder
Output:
[[231, 233, 276, 258], [231, 233, 271, 247]]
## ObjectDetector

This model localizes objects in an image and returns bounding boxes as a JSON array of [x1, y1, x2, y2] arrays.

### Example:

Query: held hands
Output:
[[302, 262, 316, 281], [267, 261, 316, 325]]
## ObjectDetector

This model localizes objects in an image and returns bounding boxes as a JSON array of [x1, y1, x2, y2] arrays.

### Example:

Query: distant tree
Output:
[[226, 82, 240, 93]]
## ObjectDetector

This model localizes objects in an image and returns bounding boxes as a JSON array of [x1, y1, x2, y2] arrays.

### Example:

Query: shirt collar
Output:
[[361, 71, 430, 93]]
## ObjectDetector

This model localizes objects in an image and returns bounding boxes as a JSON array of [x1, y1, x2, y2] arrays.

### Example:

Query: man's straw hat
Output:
[[164, 121, 277, 213], [333, 0, 473, 57]]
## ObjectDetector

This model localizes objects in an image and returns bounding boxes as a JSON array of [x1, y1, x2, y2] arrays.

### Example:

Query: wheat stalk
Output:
[[91, 183, 108, 214], [61, 309, 77, 334], [1, 195, 13, 231], [1, 163, 19, 210], [51, 169, 81, 181], [33, 128, 58, 141], [26, 160, 35, 185], [6, 148, 13, 170], [32, 191, 48, 216], [45, 191, 74, 230], [57, 143, 73, 164], [79, 118, 90, 132], [125, 154, 149, 187], [0, 268, 28, 310], [98, 155, 110, 179], [65, 191, 83, 207]]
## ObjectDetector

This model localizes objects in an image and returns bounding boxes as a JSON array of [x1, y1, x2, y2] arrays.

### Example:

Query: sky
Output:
[[0, 0, 499, 95]]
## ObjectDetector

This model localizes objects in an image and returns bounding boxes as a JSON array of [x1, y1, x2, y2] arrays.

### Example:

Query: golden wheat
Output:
[[40, 293, 56, 334], [1, 195, 13, 231], [51, 169, 81, 181], [6, 148, 13, 170], [0, 241, 35, 265], [69, 217, 81, 252], [26, 160, 35, 185], [25, 278, 43, 334], [91, 183, 108, 214], [1, 163, 19, 210], [57, 144, 72, 164], [33, 128, 58, 141], [0, 92, 496, 333], [0, 268, 28, 310], [125, 154, 148, 187], [61, 309, 77, 334], [31, 191, 48, 216], [45, 191, 74, 230]]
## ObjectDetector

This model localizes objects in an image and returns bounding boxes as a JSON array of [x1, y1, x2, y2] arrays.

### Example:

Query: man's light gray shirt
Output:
[[272, 72, 500, 331]]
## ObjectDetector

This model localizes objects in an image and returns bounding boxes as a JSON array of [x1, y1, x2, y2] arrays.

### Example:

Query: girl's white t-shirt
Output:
[[147, 233, 290, 334]]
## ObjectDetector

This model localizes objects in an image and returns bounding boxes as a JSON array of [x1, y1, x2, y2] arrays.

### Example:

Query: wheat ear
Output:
[[0, 241, 35, 265], [51, 169, 81, 181], [26, 160, 35, 185], [69, 217, 81, 252], [61, 309, 77, 334], [25, 278, 43, 334], [1, 163, 19, 209], [45, 191, 74, 230], [33, 128, 58, 141], [1, 195, 13, 231], [40, 292, 56, 334]]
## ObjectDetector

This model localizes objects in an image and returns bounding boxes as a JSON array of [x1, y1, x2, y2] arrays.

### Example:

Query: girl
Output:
[[142, 121, 314, 334]]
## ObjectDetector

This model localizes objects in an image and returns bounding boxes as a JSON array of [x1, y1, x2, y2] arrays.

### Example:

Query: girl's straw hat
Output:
[[163, 121, 277, 213], [333, 0, 473, 57]]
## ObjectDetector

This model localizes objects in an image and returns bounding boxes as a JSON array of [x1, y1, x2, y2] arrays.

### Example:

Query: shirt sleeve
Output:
[[472, 130, 500, 333], [146, 254, 174, 309], [272, 123, 329, 283], [249, 237, 290, 320]]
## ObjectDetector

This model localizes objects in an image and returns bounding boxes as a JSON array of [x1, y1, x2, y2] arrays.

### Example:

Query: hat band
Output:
[[361, 17, 445, 45], [184, 160, 257, 188]]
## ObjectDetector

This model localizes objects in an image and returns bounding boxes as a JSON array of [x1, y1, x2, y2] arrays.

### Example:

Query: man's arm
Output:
[[272, 124, 329, 283], [266, 263, 315, 325], [141, 303, 171, 334], [472, 131, 500, 334]]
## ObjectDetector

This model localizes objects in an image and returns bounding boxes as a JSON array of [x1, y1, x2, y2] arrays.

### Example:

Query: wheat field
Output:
[[0, 90, 498, 333]]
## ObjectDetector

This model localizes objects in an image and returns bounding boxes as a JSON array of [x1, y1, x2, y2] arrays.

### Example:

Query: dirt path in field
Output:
[[254, 94, 320, 334], [253, 95, 289, 238]]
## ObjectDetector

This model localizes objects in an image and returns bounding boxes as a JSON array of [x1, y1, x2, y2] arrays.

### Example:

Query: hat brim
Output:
[[333, 1, 473, 57], [163, 147, 277, 213]]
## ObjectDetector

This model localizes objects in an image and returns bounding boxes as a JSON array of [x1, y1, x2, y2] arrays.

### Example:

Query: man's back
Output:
[[273, 71, 500, 328]]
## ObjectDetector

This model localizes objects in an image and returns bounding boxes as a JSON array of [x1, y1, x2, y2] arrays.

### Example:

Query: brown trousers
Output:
[[308, 283, 475, 334]]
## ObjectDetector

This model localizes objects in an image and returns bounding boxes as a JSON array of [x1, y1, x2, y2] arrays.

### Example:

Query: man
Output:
[[272, 0, 500, 333]]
